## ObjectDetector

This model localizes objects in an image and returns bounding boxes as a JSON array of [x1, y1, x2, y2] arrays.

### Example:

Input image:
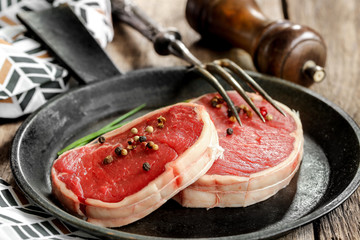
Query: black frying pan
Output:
[[10, 5, 360, 240]]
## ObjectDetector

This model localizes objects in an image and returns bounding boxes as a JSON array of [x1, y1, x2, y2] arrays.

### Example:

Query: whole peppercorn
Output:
[[131, 128, 138, 134], [260, 107, 267, 118], [157, 116, 166, 123], [98, 136, 105, 144], [115, 147, 123, 156], [146, 141, 155, 149], [227, 106, 241, 117], [240, 105, 249, 111], [226, 128, 234, 135], [157, 116, 166, 128], [103, 155, 113, 165], [127, 145, 136, 150], [121, 149, 128, 156], [266, 114, 273, 121], [139, 136, 147, 142], [246, 110, 253, 118], [210, 96, 224, 108], [145, 126, 154, 133], [229, 116, 236, 122], [143, 162, 151, 171], [210, 98, 218, 108]]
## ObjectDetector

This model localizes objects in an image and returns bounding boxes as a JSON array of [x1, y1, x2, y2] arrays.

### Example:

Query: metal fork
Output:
[[112, 0, 286, 125]]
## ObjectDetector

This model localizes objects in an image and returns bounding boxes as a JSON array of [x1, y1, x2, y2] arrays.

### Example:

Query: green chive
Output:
[[57, 104, 146, 155], [102, 104, 146, 129]]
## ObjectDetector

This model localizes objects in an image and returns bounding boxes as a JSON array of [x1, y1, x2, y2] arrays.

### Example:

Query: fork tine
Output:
[[216, 59, 287, 116], [195, 66, 242, 126], [205, 63, 266, 122], [111, 0, 284, 126]]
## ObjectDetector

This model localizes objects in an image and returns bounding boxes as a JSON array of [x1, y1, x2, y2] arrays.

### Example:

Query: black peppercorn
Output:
[[143, 162, 151, 171], [146, 141, 154, 149], [139, 136, 147, 142], [115, 147, 123, 155], [210, 99, 218, 108], [226, 128, 234, 135], [227, 106, 241, 117], [98, 136, 105, 143]]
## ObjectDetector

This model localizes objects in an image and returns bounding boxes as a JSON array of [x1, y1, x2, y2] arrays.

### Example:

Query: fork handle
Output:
[[111, 0, 201, 66]]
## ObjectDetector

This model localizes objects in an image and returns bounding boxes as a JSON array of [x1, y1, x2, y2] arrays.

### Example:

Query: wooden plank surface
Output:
[[0, 0, 359, 239], [287, 1, 360, 239]]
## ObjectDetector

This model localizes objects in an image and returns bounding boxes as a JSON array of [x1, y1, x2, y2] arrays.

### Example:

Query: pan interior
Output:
[[11, 67, 360, 239]]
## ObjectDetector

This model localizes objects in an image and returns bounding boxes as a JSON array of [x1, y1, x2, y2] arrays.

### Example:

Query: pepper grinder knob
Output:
[[186, 0, 327, 86], [303, 60, 326, 83]]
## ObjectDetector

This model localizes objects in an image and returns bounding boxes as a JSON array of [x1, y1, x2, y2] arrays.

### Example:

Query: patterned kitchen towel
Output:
[[0, 178, 100, 239], [0, 0, 114, 119], [0, 38, 70, 118]]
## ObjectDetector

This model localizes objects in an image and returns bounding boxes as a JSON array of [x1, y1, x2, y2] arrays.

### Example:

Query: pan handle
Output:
[[17, 5, 122, 85], [112, 0, 202, 66]]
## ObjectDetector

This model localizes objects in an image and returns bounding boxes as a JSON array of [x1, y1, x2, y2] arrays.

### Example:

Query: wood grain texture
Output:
[[287, 0, 360, 125], [0, 0, 359, 239], [287, 1, 360, 239], [278, 224, 315, 240]]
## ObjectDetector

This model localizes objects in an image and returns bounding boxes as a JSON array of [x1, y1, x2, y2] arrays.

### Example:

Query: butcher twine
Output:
[[0, 0, 114, 118]]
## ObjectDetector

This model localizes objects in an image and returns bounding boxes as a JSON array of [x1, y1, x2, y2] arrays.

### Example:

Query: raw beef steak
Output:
[[174, 91, 303, 208], [52, 103, 222, 227]]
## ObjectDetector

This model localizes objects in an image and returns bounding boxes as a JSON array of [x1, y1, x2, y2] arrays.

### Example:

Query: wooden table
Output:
[[1, 0, 359, 239]]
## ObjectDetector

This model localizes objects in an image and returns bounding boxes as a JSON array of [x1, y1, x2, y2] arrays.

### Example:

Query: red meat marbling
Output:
[[52, 103, 222, 227], [174, 91, 304, 208]]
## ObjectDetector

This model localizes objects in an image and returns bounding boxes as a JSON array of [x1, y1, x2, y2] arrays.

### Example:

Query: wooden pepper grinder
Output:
[[186, 0, 327, 86]]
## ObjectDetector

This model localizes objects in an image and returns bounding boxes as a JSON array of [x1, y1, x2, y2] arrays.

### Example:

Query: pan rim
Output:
[[10, 67, 360, 240]]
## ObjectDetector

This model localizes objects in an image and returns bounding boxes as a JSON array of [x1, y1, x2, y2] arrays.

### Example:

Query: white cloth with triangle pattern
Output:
[[0, 0, 114, 118]]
